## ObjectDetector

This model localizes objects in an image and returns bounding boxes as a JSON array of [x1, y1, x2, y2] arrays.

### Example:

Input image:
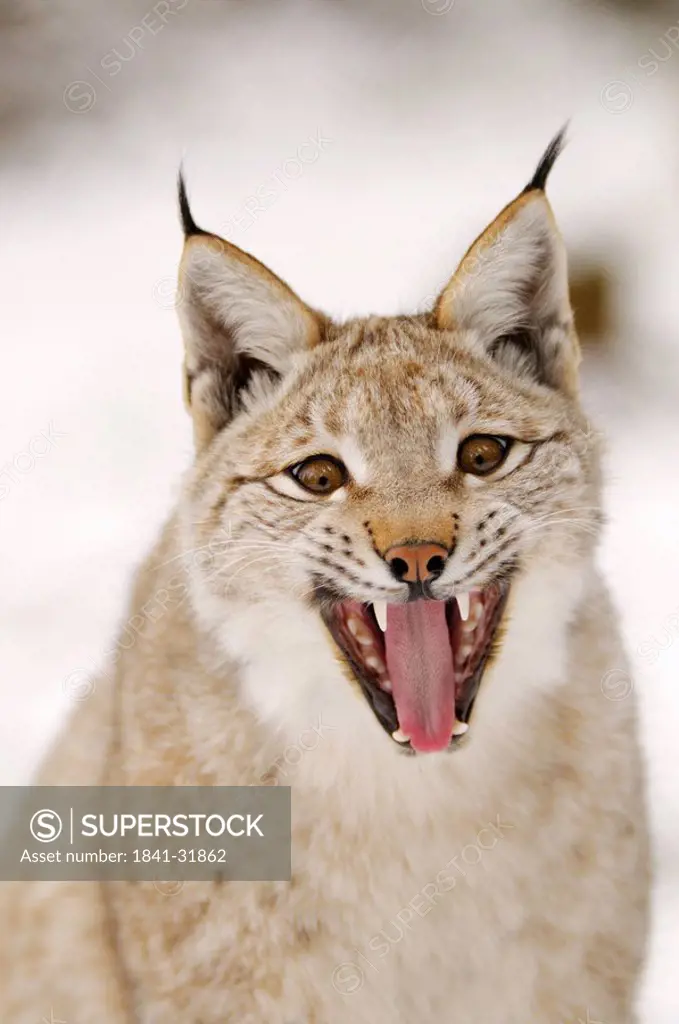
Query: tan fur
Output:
[[0, 154, 650, 1022]]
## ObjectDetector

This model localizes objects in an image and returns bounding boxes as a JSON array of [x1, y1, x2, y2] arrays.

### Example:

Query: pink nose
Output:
[[384, 543, 448, 583]]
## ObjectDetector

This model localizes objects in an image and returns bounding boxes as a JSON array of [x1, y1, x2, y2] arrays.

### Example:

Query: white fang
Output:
[[373, 601, 388, 632], [457, 592, 470, 621]]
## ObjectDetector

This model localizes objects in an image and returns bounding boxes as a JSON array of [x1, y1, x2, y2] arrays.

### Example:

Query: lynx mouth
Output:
[[320, 584, 510, 754]]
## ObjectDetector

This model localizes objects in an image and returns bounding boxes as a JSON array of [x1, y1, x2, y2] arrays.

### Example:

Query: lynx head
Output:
[[176, 128, 601, 760]]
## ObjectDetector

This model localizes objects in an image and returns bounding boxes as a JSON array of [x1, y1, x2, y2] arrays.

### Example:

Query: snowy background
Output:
[[0, 0, 678, 1017]]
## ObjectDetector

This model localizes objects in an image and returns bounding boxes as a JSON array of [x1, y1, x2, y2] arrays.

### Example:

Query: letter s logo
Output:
[[30, 809, 63, 843]]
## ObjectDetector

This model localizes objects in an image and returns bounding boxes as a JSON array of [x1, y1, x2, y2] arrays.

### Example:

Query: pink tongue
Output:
[[384, 600, 456, 753]]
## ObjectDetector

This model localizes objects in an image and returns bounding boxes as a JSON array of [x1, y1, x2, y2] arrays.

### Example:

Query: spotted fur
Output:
[[0, 133, 649, 1023]]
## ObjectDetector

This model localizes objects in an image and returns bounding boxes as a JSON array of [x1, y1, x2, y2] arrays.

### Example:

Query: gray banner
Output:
[[0, 787, 291, 881]]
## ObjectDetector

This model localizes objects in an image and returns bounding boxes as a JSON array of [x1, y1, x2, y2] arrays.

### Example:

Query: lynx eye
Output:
[[289, 455, 347, 495], [458, 435, 511, 476]]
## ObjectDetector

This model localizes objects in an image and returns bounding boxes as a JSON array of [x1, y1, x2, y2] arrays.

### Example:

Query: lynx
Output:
[[0, 129, 649, 1023]]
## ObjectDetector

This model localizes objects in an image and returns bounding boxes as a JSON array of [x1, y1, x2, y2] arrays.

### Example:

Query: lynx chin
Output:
[[1, 128, 649, 1023]]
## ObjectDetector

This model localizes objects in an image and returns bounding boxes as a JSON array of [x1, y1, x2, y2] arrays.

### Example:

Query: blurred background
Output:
[[0, 0, 678, 1017]]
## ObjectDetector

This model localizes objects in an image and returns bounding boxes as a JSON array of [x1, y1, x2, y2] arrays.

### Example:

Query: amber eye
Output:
[[457, 435, 511, 476], [290, 455, 347, 495]]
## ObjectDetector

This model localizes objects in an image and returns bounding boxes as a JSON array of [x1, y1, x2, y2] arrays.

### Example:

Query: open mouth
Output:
[[321, 585, 510, 754]]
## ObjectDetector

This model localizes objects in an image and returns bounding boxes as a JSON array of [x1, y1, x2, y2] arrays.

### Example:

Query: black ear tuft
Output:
[[177, 167, 208, 238], [524, 123, 569, 194]]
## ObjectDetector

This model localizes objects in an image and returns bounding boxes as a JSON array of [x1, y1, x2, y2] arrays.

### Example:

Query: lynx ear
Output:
[[176, 174, 324, 449], [434, 127, 580, 395]]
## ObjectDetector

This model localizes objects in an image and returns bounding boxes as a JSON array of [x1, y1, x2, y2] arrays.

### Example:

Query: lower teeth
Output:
[[391, 721, 469, 745]]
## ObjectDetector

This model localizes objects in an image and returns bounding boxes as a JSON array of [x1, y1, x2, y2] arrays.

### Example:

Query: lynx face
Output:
[[176, 130, 601, 757]]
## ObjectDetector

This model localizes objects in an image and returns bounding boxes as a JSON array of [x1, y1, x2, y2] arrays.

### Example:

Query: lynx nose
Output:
[[384, 543, 449, 584]]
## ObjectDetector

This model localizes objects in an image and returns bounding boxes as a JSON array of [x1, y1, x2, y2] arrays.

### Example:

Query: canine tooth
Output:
[[373, 600, 388, 632], [392, 727, 409, 743], [452, 720, 469, 737], [366, 654, 385, 672], [457, 592, 470, 621]]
